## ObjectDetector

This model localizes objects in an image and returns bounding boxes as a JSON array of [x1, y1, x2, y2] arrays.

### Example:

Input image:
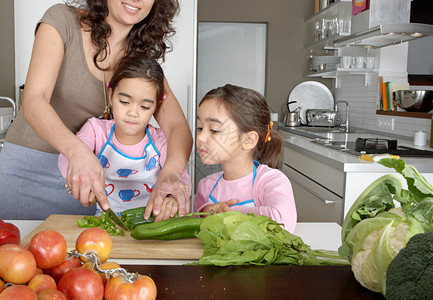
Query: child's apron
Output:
[[207, 161, 260, 208], [97, 125, 161, 215]]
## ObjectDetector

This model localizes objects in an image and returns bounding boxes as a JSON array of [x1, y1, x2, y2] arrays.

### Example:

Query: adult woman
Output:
[[0, 0, 192, 220]]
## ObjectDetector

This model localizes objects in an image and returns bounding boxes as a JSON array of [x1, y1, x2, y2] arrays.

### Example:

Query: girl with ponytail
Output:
[[194, 84, 297, 232]]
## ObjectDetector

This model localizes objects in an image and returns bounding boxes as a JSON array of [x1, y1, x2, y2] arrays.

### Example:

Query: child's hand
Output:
[[203, 199, 238, 215], [155, 196, 179, 221]]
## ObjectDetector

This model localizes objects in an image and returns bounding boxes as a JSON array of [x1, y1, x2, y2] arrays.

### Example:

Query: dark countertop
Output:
[[123, 264, 384, 300]]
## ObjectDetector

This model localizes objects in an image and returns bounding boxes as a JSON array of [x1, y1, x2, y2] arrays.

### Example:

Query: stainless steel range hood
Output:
[[334, 23, 433, 48]]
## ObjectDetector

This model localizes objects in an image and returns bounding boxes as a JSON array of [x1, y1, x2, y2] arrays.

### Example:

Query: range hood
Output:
[[334, 23, 433, 48]]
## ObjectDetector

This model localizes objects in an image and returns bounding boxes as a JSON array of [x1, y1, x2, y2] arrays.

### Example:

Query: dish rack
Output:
[[0, 96, 17, 139]]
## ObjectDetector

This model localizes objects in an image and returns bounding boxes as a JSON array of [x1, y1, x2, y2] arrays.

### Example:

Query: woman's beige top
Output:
[[6, 4, 105, 154]]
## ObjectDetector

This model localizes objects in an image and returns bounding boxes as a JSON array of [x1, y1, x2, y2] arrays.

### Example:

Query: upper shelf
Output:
[[305, 0, 352, 24], [376, 110, 433, 119], [305, 33, 350, 49], [304, 0, 352, 49], [305, 68, 378, 88], [305, 67, 377, 78]]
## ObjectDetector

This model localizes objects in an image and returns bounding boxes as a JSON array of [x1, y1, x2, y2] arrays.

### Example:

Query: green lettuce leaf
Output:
[[196, 211, 348, 266]]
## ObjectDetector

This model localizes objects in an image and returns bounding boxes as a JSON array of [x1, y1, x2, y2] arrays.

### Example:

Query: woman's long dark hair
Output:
[[200, 84, 283, 169], [67, 0, 179, 70]]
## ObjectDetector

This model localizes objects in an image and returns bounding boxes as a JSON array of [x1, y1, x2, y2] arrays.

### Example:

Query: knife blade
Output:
[[95, 198, 129, 231]]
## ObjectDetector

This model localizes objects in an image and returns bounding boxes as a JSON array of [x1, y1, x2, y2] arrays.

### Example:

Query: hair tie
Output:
[[265, 121, 273, 143]]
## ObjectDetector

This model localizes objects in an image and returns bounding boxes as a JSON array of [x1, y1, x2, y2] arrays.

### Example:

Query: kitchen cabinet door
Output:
[[282, 163, 344, 224]]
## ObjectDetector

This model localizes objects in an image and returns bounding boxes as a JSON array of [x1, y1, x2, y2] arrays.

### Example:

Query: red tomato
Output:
[[0, 244, 37, 284], [76, 228, 113, 263], [37, 289, 67, 300], [27, 274, 57, 294], [0, 278, 4, 294], [28, 230, 67, 269], [105, 274, 157, 300], [0, 219, 21, 246], [0, 285, 37, 300], [58, 267, 104, 300], [44, 256, 82, 283]]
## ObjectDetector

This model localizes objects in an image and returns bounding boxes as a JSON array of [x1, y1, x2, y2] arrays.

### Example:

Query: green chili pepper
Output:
[[121, 206, 156, 229], [76, 219, 99, 228], [130, 216, 203, 240], [120, 206, 210, 230], [77, 213, 124, 236]]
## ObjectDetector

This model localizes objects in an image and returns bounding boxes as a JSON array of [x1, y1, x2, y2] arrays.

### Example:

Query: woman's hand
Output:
[[203, 199, 238, 215], [144, 169, 191, 221], [65, 143, 109, 210]]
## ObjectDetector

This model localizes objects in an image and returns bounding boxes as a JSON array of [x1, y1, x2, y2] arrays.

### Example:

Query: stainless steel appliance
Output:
[[306, 109, 337, 127], [283, 101, 301, 127]]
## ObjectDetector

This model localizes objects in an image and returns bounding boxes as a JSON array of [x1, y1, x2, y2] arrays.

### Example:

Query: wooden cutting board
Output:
[[21, 214, 204, 260]]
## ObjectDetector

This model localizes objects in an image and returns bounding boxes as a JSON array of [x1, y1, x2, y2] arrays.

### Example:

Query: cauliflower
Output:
[[351, 215, 409, 293], [339, 158, 433, 296]]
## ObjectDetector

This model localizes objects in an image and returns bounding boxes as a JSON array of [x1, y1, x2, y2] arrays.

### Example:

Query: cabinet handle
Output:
[[289, 175, 336, 205]]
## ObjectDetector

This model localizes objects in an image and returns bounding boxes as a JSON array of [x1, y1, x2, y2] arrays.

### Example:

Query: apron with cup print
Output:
[[97, 124, 161, 215]]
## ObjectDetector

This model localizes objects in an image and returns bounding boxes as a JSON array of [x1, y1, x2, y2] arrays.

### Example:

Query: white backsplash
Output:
[[334, 74, 431, 142]]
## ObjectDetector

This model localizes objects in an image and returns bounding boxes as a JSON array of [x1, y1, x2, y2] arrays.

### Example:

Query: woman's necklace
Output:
[[101, 68, 111, 120]]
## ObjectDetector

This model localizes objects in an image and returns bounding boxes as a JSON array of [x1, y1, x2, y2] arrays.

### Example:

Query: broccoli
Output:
[[385, 232, 433, 300]]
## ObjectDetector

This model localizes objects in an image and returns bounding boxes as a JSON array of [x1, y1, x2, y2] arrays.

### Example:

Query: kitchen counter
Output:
[[9, 219, 342, 265], [279, 125, 433, 173], [279, 124, 433, 224]]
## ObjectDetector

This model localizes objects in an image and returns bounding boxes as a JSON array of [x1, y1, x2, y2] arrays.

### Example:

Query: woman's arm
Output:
[[144, 78, 193, 220], [22, 23, 109, 209]]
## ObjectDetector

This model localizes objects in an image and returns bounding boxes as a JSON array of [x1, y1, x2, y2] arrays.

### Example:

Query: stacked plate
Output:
[[312, 56, 341, 71]]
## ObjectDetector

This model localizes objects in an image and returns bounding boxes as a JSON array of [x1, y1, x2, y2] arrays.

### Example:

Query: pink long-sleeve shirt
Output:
[[58, 117, 191, 187], [194, 164, 297, 233]]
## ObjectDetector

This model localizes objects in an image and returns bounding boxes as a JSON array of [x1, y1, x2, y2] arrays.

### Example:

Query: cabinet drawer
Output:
[[283, 146, 344, 197], [283, 163, 344, 224]]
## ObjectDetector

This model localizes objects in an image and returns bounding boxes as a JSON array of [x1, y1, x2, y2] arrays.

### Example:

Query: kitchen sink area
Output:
[[279, 124, 433, 227], [283, 124, 433, 158], [284, 125, 365, 140]]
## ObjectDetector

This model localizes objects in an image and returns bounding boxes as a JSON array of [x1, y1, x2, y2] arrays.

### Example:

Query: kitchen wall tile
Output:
[[334, 74, 431, 141]]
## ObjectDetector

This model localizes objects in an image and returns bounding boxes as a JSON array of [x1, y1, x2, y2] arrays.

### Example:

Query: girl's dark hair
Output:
[[200, 84, 282, 168], [67, 0, 179, 70], [109, 56, 165, 113]]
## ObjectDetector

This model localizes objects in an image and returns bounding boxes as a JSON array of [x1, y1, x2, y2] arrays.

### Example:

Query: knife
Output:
[[94, 197, 130, 231]]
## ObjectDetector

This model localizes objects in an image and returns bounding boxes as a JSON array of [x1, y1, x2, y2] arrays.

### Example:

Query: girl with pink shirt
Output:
[[59, 57, 191, 220], [194, 84, 297, 232]]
